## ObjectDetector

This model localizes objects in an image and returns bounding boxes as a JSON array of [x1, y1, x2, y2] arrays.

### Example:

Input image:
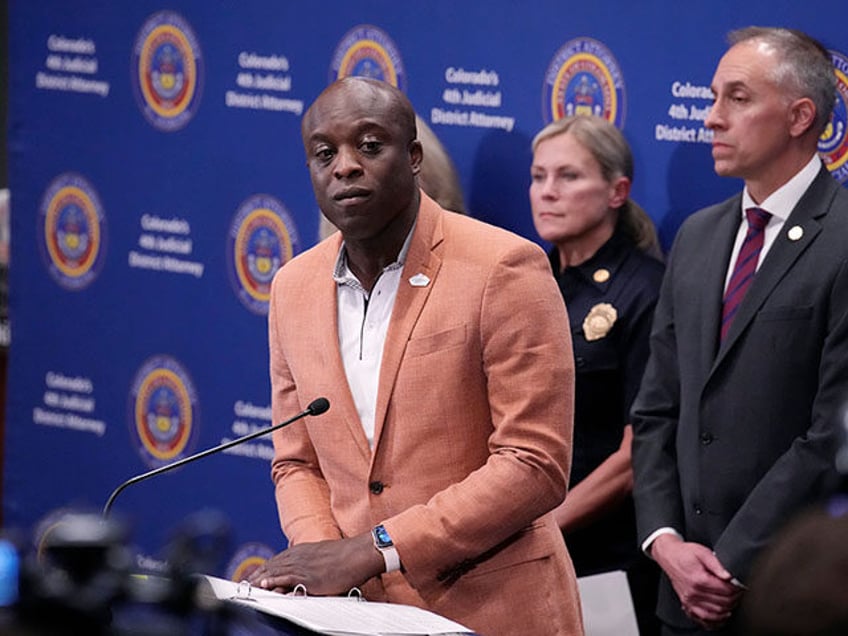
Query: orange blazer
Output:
[[268, 192, 583, 636]]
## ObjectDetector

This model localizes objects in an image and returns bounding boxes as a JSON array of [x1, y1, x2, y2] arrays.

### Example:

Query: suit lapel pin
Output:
[[787, 225, 803, 241], [409, 273, 430, 287]]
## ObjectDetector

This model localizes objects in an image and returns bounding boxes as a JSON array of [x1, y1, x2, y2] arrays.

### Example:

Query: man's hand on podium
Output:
[[247, 532, 385, 596]]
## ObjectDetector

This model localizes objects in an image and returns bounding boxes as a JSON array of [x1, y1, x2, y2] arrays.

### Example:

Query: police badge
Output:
[[582, 302, 617, 341]]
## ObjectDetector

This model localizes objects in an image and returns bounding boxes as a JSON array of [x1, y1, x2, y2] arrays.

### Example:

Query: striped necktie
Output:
[[720, 207, 772, 342]]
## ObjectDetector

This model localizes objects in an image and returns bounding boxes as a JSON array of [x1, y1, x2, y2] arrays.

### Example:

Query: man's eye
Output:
[[316, 148, 334, 161], [361, 141, 382, 153]]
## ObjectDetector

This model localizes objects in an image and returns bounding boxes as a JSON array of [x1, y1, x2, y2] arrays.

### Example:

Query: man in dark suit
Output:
[[631, 27, 848, 635]]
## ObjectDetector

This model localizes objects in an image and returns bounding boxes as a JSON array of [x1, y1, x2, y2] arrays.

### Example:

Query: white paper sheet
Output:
[[197, 574, 474, 636], [577, 570, 639, 636]]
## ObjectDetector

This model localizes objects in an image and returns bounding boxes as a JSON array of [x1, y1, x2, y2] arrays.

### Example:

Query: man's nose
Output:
[[704, 101, 722, 129], [333, 146, 362, 178]]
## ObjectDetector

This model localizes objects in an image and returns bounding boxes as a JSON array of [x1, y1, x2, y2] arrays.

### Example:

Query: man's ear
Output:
[[409, 140, 424, 176], [788, 97, 817, 138]]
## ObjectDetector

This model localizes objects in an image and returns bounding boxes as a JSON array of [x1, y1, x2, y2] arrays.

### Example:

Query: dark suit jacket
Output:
[[631, 166, 848, 628]]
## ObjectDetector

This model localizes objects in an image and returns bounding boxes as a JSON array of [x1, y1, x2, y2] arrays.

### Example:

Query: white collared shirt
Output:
[[333, 227, 415, 448], [723, 154, 822, 291]]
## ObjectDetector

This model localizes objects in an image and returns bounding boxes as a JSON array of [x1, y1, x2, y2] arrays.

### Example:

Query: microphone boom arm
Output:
[[102, 397, 329, 518]]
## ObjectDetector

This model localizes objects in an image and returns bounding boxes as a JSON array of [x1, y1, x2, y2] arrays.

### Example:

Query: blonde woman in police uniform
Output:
[[530, 114, 664, 635]]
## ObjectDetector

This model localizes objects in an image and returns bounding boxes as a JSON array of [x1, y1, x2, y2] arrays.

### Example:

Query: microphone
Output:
[[102, 397, 330, 518]]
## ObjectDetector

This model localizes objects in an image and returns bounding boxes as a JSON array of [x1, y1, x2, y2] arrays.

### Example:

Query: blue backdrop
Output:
[[5, 0, 848, 580]]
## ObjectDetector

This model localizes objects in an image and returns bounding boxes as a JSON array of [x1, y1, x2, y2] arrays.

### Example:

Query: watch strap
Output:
[[371, 525, 401, 573]]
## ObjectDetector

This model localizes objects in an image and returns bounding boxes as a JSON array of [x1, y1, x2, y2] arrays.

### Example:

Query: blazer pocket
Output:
[[405, 324, 467, 358], [756, 305, 813, 322], [440, 520, 555, 582]]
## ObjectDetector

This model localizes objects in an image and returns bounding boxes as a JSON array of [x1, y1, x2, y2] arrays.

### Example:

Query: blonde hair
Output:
[[532, 116, 661, 258]]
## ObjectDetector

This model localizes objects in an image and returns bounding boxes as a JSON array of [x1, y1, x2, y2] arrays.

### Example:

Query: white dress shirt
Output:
[[333, 227, 414, 448], [723, 153, 822, 291]]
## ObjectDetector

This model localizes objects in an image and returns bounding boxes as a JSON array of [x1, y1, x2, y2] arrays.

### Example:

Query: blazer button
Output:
[[700, 432, 714, 445], [369, 481, 384, 495], [694, 504, 703, 515]]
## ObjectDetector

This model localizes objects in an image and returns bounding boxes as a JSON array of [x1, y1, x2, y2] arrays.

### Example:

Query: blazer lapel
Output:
[[712, 167, 834, 369], [371, 194, 443, 450]]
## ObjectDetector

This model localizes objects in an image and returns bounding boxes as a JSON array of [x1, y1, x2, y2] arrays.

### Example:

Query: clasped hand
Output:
[[651, 534, 743, 631]]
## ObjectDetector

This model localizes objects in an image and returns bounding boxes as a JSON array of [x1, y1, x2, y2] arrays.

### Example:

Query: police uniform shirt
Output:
[[550, 230, 665, 574]]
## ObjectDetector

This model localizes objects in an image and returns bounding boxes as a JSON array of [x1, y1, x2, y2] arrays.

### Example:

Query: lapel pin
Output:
[[409, 273, 430, 287], [787, 225, 803, 241], [593, 268, 611, 283]]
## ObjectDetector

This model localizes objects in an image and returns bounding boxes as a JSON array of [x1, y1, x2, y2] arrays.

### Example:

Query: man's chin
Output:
[[712, 160, 737, 177]]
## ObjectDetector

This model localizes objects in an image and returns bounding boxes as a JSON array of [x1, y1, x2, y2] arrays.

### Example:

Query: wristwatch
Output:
[[371, 524, 401, 573]]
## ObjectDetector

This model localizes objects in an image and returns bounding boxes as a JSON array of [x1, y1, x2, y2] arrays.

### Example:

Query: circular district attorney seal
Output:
[[227, 194, 300, 315], [38, 172, 107, 291], [329, 24, 406, 90], [129, 354, 199, 469], [132, 10, 204, 132], [819, 49, 848, 184], [542, 36, 626, 128]]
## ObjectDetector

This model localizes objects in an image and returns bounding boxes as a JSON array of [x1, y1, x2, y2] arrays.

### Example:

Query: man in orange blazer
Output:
[[249, 77, 583, 636]]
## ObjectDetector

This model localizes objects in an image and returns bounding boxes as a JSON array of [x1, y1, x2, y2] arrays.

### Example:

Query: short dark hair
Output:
[[305, 77, 418, 144], [728, 27, 836, 135]]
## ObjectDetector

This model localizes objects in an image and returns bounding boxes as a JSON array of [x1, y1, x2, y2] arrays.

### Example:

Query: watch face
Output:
[[374, 525, 393, 547]]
